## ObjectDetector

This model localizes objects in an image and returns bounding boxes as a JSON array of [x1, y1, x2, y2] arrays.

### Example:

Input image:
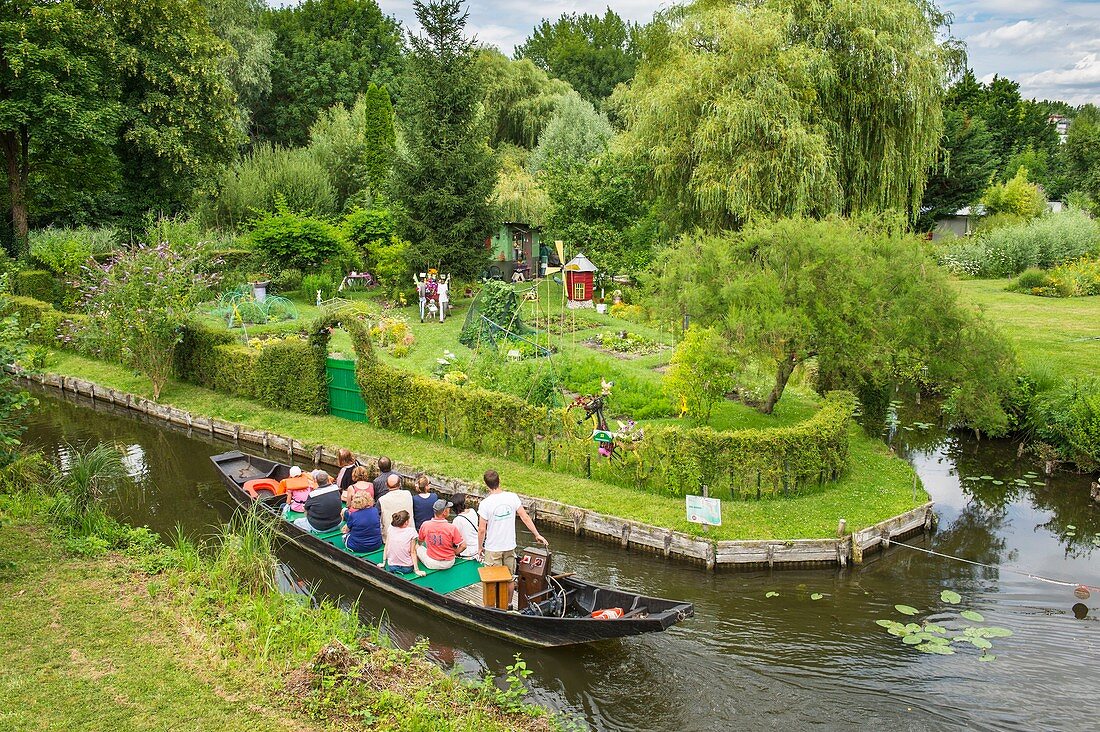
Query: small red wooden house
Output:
[[564, 253, 597, 308]]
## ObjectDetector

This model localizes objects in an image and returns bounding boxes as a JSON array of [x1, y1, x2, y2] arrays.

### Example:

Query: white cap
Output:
[[289, 466, 302, 477]]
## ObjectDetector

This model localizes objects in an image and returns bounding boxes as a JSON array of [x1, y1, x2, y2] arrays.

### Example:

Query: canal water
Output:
[[22, 389, 1100, 731]]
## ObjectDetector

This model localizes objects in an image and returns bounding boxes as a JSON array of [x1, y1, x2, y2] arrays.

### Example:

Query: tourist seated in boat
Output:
[[411, 474, 439, 531], [377, 474, 411, 543], [342, 491, 383, 554], [373, 456, 395, 500], [334, 448, 357, 491], [292, 470, 343, 533], [280, 465, 315, 514], [341, 466, 373, 504], [417, 499, 466, 570], [379, 510, 425, 576], [450, 492, 479, 558]]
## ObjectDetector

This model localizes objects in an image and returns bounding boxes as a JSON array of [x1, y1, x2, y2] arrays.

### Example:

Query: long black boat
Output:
[[211, 450, 694, 647]]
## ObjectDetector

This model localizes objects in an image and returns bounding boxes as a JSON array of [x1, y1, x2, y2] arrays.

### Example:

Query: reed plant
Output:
[[47, 442, 128, 536]]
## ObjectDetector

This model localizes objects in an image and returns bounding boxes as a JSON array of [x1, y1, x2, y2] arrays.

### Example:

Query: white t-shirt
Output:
[[437, 281, 449, 301], [478, 491, 523, 552], [452, 509, 479, 557], [378, 489, 414, 542]]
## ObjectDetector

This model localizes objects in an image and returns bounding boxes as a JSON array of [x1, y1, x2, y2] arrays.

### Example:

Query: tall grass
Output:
[[208, 505, 279, 595], [47, 442, 129, 536]]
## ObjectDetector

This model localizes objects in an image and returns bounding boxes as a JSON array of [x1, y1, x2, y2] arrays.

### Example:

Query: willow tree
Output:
[[616, 0, 955, 228], [476, 49, 570, 149]]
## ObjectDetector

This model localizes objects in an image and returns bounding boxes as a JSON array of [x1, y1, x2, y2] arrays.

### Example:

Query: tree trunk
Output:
[[1, 125, 29, 250], [761, 355, 798, 415]]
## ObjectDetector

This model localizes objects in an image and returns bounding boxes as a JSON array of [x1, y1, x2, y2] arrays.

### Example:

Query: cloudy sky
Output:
[[274, 1, 1100, 106]]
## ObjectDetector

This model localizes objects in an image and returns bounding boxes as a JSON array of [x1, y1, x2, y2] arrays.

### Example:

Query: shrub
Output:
[[12, 270, 56, 304], [1027, 379, 1100, 470], [0, 295, 93, 354], [271, 268, 303, 294], [1045, 257, 1100, 297], [981, 167, 1047, 219], [28, 226, 117, 275], [665, 325, 736, 424], [371, 237, 411, 295], [1012, 268, 1052, 292], [939, 210, 1100, 278], [301, 273, 338, 302], [250, 208, 353, 272], [209, 143, 338, 228], [80, 243, 219, 400]]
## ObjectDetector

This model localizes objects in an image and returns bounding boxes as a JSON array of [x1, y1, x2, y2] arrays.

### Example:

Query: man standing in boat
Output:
[[476, 469, 548, 608]]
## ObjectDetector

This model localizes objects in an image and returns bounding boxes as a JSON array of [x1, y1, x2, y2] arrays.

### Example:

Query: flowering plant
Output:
[[80, 242, 218, 400]]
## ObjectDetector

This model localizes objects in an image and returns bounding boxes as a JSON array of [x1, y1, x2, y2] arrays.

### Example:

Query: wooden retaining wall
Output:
[[20, 369, 935, 570]]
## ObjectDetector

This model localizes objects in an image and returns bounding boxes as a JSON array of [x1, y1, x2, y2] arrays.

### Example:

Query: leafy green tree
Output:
[[393, 0, 497, 277], [106, 0, 241, 221], [206, 0, 275, 135], [255, 0, 403, 147], [650, 217, 1018, 433], [307, 85, 395, 209], [981, 167, 1047, 219], [665, 325, 735, 424], [617, 0, 954, 230], [516, 10, 641, 105], [1063, 114, 1100, 215], [0, 1, 119, 250], [528, 93, 613, 174], [493, 152, 550, 226], [918, 110, 999, 231], [476, 49, 570, 149], [542, 155, 657, 274]]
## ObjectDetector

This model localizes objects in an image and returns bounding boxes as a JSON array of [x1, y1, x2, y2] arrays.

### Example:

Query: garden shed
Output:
[[564, 253, 597, 308], [485, 222, 542, 280]]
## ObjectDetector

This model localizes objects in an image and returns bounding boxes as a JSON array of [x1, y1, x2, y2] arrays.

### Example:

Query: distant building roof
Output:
[[564, 253, 597, 272]]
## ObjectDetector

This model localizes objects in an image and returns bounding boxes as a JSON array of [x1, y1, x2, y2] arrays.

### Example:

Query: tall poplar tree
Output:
[[393, 0, 497, 277], [362, 83, 396, 194]]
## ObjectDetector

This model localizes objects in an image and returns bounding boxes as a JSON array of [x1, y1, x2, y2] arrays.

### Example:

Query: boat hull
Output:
[[210, 450, 693, 647]]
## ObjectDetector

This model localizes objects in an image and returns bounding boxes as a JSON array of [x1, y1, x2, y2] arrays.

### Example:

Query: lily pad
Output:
[[1023, 472, 1038, 478], [765, 591, 779, 598], [1066, 532, 1076, 537], [888, 626, 909, 637], [961, 610, 985, 622], [940, 590, 962, 605], [1033, 481, 1045, 486], [1067, 525, 1076, 530], [980, 627, 1013, 638], [992, 480, 1004, 486], [902, 634, 925, 645], [916, 643, 955, 655], [970, 637, 993, 649], [980, 475, 994, 480], [895, 604, 920, 616], [978, 654, 996, 662], [924, 623, 947, 634], [875, 619, 901, 629], [811, 593, 824, 600]]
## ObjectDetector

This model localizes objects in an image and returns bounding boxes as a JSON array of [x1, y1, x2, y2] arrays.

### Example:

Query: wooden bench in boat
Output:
[[283, 509, 486, 599]]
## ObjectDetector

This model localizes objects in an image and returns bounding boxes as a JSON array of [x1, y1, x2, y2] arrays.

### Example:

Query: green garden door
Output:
[[326, 357, 367, 422]]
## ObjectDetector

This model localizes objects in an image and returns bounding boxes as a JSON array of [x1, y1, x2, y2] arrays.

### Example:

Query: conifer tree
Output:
[[393, 0, 497, 277], [362, 84, 396, 195]]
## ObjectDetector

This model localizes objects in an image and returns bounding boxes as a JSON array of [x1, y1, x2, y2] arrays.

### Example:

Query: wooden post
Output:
[[701, 484, 709, 535], [585, 455, 591, 479], [837, 518, 847, 537]]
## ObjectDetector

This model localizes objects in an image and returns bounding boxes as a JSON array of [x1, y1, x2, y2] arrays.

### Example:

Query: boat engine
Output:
[[517, 546, 551, 611]]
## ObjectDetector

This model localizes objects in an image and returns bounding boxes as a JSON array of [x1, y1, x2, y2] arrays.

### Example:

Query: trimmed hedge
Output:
[[173, 323, 328, 415], [0, 295, 93, 353], [350, 314, 856, 498], [13, 270, 57, 305]]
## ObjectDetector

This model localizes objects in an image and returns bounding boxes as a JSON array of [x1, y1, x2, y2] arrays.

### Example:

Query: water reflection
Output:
[[21, 387, 1100, 731]]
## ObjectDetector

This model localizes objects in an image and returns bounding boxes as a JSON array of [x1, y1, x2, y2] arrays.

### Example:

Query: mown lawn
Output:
[[0, 526, 313, 732], [953, 279, 1100, 380], [46, 353, 922, 541]]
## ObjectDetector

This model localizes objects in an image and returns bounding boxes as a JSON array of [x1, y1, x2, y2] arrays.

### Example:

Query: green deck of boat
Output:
[[283, 509, 483, 596]]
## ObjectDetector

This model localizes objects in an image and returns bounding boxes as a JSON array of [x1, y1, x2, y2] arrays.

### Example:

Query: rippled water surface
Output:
[[24, 390, 1100, 731]]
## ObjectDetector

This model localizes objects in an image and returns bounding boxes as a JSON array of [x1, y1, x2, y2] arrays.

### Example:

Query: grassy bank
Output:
[[0, 498, 556, 731], [953, 279, 1100, 379], [44, 352, 922, 540]]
